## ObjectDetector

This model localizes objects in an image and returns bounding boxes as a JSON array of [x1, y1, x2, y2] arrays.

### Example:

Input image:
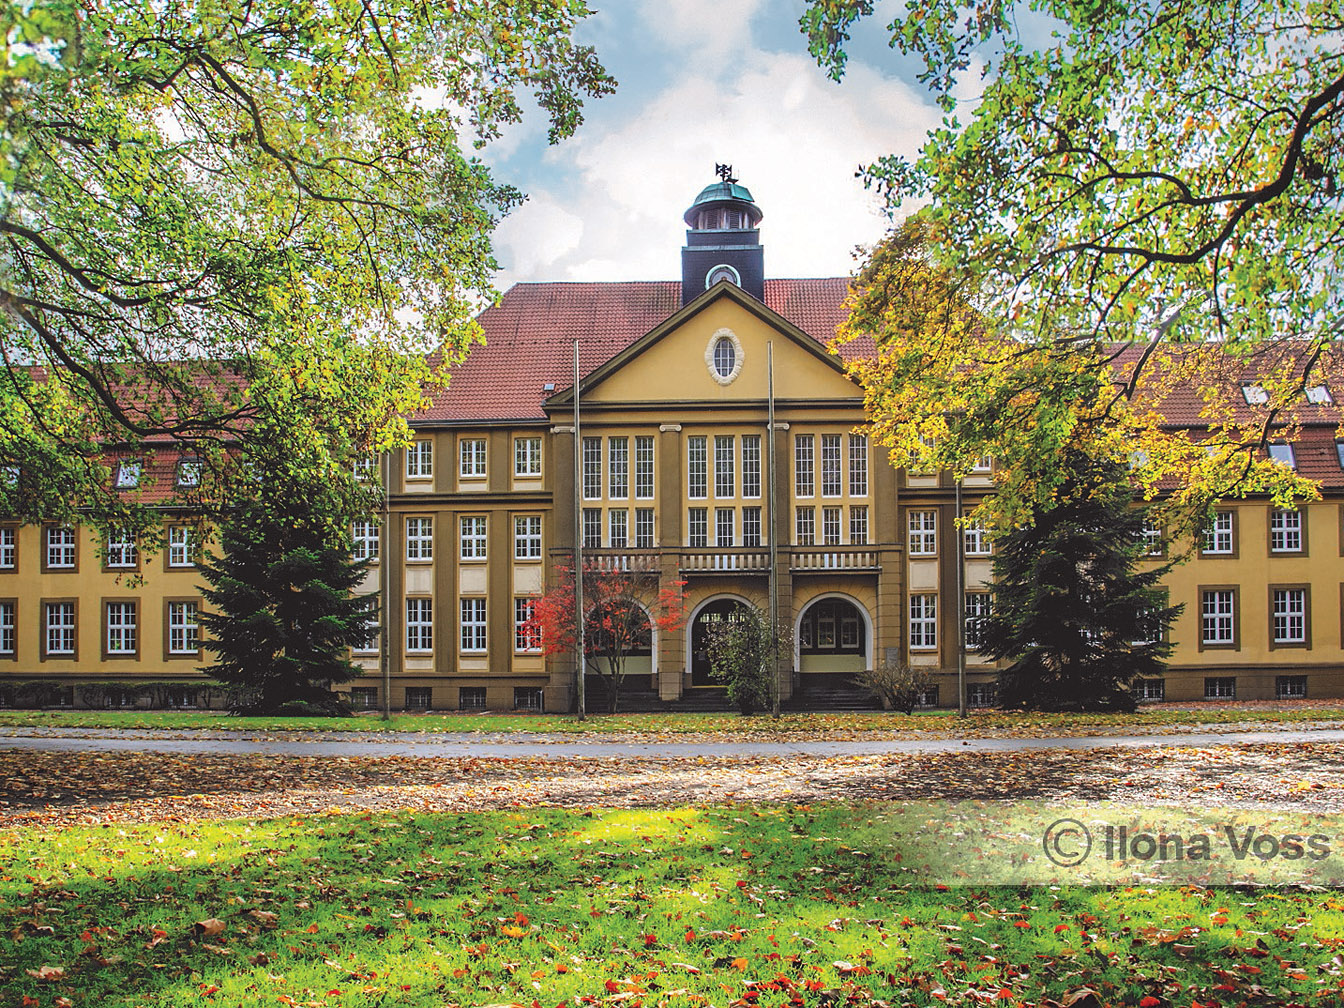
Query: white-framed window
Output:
[[1201, 590, 1236, 645], [821, 506, 842, 546], [821, 435, 842, 497], [460, 516, 487, 560], [848, 435, 868, 496], [795, 506, 815, 546], [514, 515, 542, 560], [714, 435, 735, 498], [741, 434, 761, 498], [581, 437, 601, 499], [0, 527, 13, 569], [351, 519, 380, 562], [459, 438, 486, 478], [115, 461, 142, 488], [167, 601, 200, 655], [1204, 676, 1236, 699], [44, 601, 75, 655], [582, 508, 602, 549], [609, 508, 628, 549], [1201, 511, 1234, 554], [1272, 588, 1307, 644], [167, 525, 195, 568], [712, 335, 736, 376], [351, 455, 375, 482], [0, 601, 14, 655], [105, 601, 137, 654], [743, 506, 762, 548], [635, 508, 655, 548], [962, 520, 991, 557], [849, 505, 868, 546], [1241, 384, 1269, 405], [352, 596, 378, 654], [405, 516, 434, 561], [909, 594, 937, 650], [1139, 522, 1163, 556], [688, 507, 708, 548], [1306, 384, 1333, 405], [45, 526, 76, 569], [609, 437, 629, 499], [715, 507, 734, 547], [460, 597, 487, 652], [971, 455, 994, 473], [175, 458, 203, 488], [1268, 442, 1296, 468], [794, 435, 814, 497], [1269, 509, 1303, 552], [514, 597, 540, 652], [407, 439, 434, 479], [514, 437, 542, 477], [106, 529, 138, 568], [635, 436, 655, 499], [405, 598, 433, 652], [964, 591, 992, 650], [687, 436, 707, 499], [908, 510, 937, 556]]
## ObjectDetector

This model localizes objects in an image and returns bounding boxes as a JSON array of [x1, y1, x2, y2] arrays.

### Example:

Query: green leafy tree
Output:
[[197, 445, 376, 714], [0, 1, 613, 539], [703, 605, 789, 716], [979, 451, 1182, 711], [809, 1, 1341, 530]]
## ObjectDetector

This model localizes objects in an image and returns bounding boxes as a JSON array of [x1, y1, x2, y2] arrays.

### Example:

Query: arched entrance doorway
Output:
[[690, 597, 753, 686], [795, 596, 869, 688]]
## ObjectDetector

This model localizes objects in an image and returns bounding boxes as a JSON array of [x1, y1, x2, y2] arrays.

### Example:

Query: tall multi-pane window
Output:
[[634, 436, 655, 499], [514, 437, 542, 477], [45, 526, 76, 569], [582, 437, 602, 499], [794, 435, 814, 497], [405, 598, 433, 651], [909, 594, 937, 649], [635, 508, 655, 548], [44, 602, 75, 655], [0, 527, 13, 569], [1269, 509, 1303, 552], [168, 525, 195, 567], [795, 506, 815, 546], [405, 517, 434, 560], [1273, 588, 1307, 644], [105, 602, 137, 654], [908, 511, 938, 555], [459, 438, 486, 478], [964, 592, 992, 650], [821, 506, 842, 546], [514, 516, 542, 560], [848, 435, 868, 496], [609, 509, 628, 549], [351, 519, 380, 561], [849, 505, 868, 545], [406, 440, 434, 478], [1202, 511, 1234, 554], [741, 435, 761, 498], [514, 598, 540, 652], [1201, 590, 1236, 645], [714, 436, 735, 498], [459, 516, 487, 560], [1139, 522, 1163, 556], [106, 529, 138, 568], [743, 507, 762, 547], [460, 598, 487, 652], [962, 520, 991, 557], [687, 436, 707, 499], [715, 508, 734, 547], [167, 601, 199, 654], [687, 507, 708, 548], [0, 600, 13, 655], [582, 508, 602, 549], [609, 437, 629, 499], [352, 597, 379, 654], [821, 435, 842, 497]]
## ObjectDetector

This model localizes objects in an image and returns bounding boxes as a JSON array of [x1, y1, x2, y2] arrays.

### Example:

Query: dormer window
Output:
[[176, 458, 203, 487], [115, 461, 141, 488], [1268, 442, 1296, 468], [1306, 384, 1333, 404], [1241, 384, 1269, 405]]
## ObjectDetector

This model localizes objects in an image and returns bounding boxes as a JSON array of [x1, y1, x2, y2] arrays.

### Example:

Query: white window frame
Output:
[[460, 597, 487, 653], [715, 507, 734, 547], [687, 436, 707, 499], [459, 515, 487, 560], [634, 508, 655, 548], [909, 594, 938, 650], [45, 526, 76, 569], [106, 529, 138, 568], [848, 435, 868, 496], [1306, 384, 1333, 405], [1268, 442, 1296, 468], [849, 505, 868, 546], [167, 601, 200, 655], [795, 506, 815, 546], [741, 435, 761, 498], [44, 602, 75, 655], [514, 437, 542, 477], [582, 508, 602, 549], [407, 439, 434, 479], [0, 527, 13, 569], [582, 437, 602, 499], [1202, 511, 1234, 555], [115, 461, 142, 488], [1272, 588, 1306, 644], [405, 516, 434, 561], [1201, 590, 1236, 645], [1241, 384, 1269, 405], [821, 506, 841, 546], [514, 597, 540, 653], [351, 519, 380, 562], [634, 436, 655, 499], [105, 601, 137, 654], [908, 510, 938, 556], [962, 520, 991, 557], [742, 506, 762, 548], [1139, 522, 1163, 556], [167, 525, 195, 568], [687, 507, 708, 548], [0, 600, 14, 655], [964, 591, 992, 650], [609, 508, 628, 549], [1269, 509, 1302, 553], [608, 437, 629, 499], [514, 515, 542, 560], [714, 435, 735, 499], [459, 438, 486, 479], [821, 434, 842, 497], [405, 598, 433, 652], [794, 435, 814, 497]]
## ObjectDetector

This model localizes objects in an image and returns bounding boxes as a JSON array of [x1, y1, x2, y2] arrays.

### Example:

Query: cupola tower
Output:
[[681, 164, 764, 305]]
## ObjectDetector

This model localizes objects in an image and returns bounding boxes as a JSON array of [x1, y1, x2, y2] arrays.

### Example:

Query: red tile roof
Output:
[[414, 278, 862, 423]]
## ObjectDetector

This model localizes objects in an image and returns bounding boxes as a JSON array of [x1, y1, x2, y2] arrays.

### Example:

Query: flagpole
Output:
[[768, 341, 780, 719], [573, 340, 586, 720]]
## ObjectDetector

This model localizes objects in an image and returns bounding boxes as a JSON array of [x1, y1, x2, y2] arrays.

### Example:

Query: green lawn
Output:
[[0, 705, 1343, 735], [2, 807, 1341, 1007]]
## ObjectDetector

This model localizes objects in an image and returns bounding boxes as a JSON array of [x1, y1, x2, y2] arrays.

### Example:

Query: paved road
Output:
[[3, 726, 1344, 759]]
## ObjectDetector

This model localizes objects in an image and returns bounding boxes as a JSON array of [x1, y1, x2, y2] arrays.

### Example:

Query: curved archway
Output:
[[688, 594, 755, 686], [793, 593, 873, 686]]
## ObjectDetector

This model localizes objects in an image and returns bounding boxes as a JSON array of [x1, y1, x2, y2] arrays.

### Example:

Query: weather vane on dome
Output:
[[715, 163, 737, 184]]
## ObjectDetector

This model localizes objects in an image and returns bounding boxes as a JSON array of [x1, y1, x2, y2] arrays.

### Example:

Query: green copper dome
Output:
[[689, 180, 757, 207], [684, 172, 763, 228]]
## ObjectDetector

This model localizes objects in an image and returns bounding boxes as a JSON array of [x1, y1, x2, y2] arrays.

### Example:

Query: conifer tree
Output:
[[980, 451, 1182, 712]]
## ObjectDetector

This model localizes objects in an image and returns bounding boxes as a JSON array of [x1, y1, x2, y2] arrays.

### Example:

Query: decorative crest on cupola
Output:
[[715, 163, 737, 184]]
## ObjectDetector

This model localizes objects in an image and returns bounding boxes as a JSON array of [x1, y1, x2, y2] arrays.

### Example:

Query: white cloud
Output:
[[492, 191, 584, 280], [637, 0, 767, 66]]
